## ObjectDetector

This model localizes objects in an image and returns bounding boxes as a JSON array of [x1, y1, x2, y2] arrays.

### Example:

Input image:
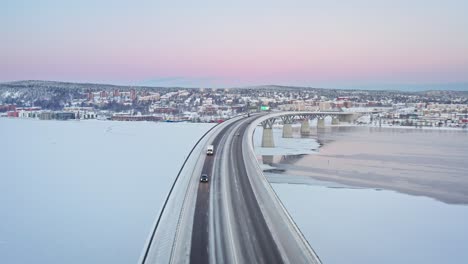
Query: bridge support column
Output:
[[281, 115, 294, 138], [262, 128, 275, 147], [261, 118, 276, 148], [338, 113, 355, 123], [282, 124, 293, 138], [332, 116, 340, 125], [317, 118, 325, 129], [300, 119, 310, 135]]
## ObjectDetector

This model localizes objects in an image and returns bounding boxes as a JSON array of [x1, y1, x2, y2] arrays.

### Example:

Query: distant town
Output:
[[1, 80, 467, 128]]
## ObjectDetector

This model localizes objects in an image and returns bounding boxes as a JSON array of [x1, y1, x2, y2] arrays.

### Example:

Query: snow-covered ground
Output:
[[0, 119, 214, 264]]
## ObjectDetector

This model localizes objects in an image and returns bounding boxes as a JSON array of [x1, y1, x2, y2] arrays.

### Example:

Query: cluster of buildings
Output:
[[1, 83, 467, 128], [277, 97, 375, 111], [360, 103, 468, 128], [87, 89, 137, 105], [0, 106, 98, 120]]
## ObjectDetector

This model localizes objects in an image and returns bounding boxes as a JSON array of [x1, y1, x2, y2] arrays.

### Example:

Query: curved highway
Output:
[[141, 113, 321, 264], [190, 115, 283, 263], [189, 115, 321, 264]]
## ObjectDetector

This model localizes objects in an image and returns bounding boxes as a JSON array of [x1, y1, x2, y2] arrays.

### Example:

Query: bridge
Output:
[[260, 111, 360, 147], [139, 111, 366, 264]]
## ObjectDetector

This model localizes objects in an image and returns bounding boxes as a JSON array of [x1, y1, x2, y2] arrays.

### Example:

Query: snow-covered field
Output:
[[0, 119, 214, 264]]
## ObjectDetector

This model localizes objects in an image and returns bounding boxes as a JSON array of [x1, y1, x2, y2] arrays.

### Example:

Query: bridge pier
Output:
[[332, 116, 340, 125], [261, 118, 276, 148], [338, 113, 358, 123], [317, 117, 325, 129], [281, 116, 294, 138], [283, 124, 292, 138], [300, 119, 310, 135]]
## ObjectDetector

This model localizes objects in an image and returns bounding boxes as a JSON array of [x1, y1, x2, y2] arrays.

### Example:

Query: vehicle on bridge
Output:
[[200, 174, 209, 182], [206, 145, 214, 155]]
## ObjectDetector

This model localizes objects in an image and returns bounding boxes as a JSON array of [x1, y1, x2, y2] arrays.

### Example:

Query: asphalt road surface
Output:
[[189, 116, 283, 264]]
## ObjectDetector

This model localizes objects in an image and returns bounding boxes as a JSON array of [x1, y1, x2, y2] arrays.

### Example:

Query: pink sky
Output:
[[2, 0, 468, 89]]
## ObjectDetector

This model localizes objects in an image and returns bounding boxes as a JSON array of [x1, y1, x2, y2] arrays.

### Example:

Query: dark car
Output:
[[200, 174, 209, 182]]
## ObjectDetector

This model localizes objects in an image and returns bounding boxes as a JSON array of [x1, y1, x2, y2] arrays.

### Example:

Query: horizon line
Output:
[[1, 79, 468, 92]]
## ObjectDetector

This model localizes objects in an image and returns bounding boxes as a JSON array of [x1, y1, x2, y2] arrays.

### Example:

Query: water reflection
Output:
[[262, 154, 309, 165], [255, 125, 468, 204], [255, 124, 468, 264], [262, 155, 274, 165]]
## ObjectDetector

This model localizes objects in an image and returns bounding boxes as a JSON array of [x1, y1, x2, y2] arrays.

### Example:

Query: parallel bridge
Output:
[[261, 111, 361, 147]]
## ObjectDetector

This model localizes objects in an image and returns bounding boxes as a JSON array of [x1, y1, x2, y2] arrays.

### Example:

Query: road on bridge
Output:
[[189, 116, 284, 264], [140, 113, 321, 264]]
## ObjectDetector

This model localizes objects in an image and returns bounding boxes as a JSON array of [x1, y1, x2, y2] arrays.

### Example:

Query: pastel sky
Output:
[[2, 0, 468, 89]]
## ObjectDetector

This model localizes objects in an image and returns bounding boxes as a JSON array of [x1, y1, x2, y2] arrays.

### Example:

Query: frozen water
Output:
[[273, 183, 468, 264], [0, 118, 214, 264], [257, 125, 468, 264]]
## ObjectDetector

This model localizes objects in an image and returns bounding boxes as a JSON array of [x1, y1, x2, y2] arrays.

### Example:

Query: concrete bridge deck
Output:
[[260, 111, 362, 147]]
